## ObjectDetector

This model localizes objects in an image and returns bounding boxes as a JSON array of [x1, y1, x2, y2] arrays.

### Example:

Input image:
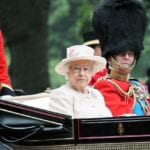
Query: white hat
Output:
[[55, 45, 106, 75]]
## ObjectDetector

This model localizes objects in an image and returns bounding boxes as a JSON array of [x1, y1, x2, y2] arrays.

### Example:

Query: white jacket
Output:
[[49, 83, 112, 119]]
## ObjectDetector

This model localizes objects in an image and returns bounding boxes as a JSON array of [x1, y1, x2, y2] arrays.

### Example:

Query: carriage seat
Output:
[[0, 89, 52, 110]]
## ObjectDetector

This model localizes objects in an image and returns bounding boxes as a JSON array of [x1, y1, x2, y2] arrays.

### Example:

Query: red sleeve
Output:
[[94, 80, 134, 117], [0, 30, 12, 87], [89, 68, 107, 86]]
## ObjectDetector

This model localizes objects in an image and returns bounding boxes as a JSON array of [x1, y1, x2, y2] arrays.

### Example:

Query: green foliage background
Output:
[[48, 0, 150, 88]]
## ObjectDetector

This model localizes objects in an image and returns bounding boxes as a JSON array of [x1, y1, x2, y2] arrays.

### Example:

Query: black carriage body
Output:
[[0, 99, 150, 150]]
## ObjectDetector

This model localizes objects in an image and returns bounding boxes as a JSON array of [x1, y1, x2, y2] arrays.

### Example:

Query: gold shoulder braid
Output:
[[106, 79, 150, 115], [95, 74, 150, 115], [106, 79, 136, 109]]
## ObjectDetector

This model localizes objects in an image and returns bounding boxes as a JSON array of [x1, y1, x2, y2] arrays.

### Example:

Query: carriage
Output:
[[0, 92, 150, 150]]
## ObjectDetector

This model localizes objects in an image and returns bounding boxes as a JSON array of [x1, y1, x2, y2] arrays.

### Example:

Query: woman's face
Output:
[[67, 60, 94, 93], [114, 51, 135, 68]]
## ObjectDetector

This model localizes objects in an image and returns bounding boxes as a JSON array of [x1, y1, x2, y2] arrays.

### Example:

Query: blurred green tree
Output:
[[0, 0, 50, 94], [49, 0, 150, 88], [0, 0, 149, 91]]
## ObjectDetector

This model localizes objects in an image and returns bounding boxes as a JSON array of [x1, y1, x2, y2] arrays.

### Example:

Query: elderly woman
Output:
[[49, 45, 112, 118]]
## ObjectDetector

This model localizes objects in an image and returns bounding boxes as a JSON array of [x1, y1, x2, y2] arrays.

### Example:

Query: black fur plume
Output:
[[92, 0, 147, 60]]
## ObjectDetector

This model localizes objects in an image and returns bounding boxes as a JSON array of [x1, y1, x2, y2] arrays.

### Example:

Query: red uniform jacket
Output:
[[94, 79, 134, 117], [0, 31, 12, 87]]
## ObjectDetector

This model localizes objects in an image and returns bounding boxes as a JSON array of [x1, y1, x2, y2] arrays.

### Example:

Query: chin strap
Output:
[[108, 57, 136, 81]]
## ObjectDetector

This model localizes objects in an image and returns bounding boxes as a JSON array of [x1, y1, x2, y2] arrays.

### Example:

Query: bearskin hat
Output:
[[92, 0, 147, 60]]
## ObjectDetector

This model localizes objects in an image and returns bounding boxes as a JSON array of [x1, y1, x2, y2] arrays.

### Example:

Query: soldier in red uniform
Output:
[[92, 0, 150, 117], [0, 30, 15, 96], [82, 31, 107, 86]]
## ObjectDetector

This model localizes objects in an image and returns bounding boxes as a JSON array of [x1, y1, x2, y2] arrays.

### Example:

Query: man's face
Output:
[[114, 51, 135, 68]]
